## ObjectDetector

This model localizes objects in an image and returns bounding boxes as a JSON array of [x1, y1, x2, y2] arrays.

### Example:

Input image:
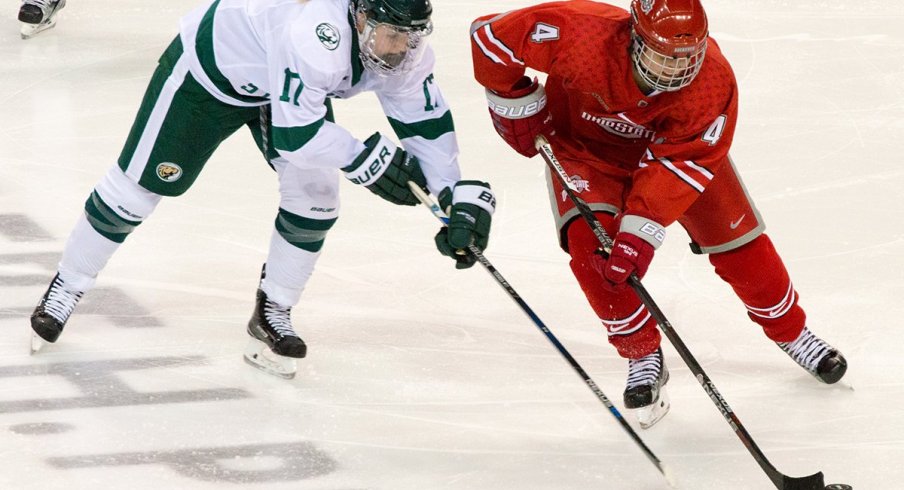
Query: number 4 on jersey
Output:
[[530, 23, 559, 43], [702, 115, 727, 146]]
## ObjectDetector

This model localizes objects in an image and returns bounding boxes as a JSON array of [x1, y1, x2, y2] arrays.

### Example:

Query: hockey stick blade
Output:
[[406, 181, 675, 486], [783, 472, 853, 490], [533, 137, 835, 490], [777, 472, 825, 490]]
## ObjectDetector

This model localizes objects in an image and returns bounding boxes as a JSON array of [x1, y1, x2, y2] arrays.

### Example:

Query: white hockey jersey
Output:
[[178, 0, 460, 195]]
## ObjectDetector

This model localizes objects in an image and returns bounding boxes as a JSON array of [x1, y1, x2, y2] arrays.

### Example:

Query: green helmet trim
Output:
[[356, 0, 432, 32]]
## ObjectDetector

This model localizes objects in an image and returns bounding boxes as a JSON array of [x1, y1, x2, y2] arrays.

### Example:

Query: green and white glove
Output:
[[343, 132, 427, 206], [434, 180, 496, 269]]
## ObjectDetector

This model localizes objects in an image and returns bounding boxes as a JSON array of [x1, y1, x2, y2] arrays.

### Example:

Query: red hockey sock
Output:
[[566, 214, 661, 359], [708, 234, 806, 342]]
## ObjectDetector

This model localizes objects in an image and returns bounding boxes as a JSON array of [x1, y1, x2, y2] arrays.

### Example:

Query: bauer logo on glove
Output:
[[484, 76, 552, 157], [345, 138, 394, 186], [487, 92, 548, 119], [343, 132, 428, 206]]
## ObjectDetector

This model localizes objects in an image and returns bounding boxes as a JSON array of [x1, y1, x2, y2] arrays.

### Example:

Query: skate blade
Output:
[[20, 20, 58, 40], [243, 337, 297, 379], [633, 387, 671, 430], [30, 332, 49, 355]]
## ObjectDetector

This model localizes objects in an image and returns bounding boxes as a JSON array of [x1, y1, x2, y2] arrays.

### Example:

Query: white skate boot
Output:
[[19, 0, 66, 39]]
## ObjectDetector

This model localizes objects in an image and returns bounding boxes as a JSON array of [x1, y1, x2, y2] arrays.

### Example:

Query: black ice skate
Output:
[[30, 273, 83, 354], [243, 269, 306, 379], [624, 347, 671, 429], [18, 0, 66, 39], [778, 327, 847, 384]]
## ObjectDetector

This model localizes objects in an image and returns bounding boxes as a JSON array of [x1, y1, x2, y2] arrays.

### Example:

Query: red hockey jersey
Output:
[[471, 0, 738, 226]]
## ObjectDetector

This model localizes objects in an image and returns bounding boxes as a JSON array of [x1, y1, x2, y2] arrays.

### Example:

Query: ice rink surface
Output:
[[1, 0, 902, 488]]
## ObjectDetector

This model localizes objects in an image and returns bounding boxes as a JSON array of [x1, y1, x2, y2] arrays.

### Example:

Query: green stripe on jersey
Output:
[[272, 119, 325, 152], [196, 0, 268, 104], [387, 110, 454, 141]]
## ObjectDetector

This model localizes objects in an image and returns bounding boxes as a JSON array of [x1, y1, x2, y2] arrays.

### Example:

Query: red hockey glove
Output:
[[485, 76, 551, 158], [591, 215, 665, 292]]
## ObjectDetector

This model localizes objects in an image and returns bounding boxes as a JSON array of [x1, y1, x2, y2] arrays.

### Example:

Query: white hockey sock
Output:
[[57, 214, 121, 292], [261, 230, 321, 307]]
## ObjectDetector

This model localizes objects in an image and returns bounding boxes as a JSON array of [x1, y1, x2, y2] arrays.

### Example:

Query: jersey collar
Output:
[[347, 9, 364, 85]]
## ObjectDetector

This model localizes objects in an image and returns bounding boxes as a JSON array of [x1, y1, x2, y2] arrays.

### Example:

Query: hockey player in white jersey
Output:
[[29, 0, 496, 379]]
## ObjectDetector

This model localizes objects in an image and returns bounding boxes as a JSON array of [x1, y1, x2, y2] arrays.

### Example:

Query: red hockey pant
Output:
[[566, 214, 806, 359]]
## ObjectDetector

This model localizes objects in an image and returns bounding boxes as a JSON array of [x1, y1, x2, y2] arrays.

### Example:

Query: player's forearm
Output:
[[275, 121, 365, 171], [401, 132, 462, 196]]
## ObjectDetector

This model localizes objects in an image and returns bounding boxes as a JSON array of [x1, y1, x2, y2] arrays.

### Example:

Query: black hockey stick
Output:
[[534, 135, 847, 490], [406, 182, 674, 485]]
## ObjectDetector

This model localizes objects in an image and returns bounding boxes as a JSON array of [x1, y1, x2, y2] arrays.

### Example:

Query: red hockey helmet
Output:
[[630, 0, 708, 92]]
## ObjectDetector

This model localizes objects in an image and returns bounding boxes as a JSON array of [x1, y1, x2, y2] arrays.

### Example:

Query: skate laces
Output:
[[626, 349, 663, 390], [263, 300, 298, 339], [778, 327, 831, 374], [40, 276, 83, 324], [23, 0, 54, 9]]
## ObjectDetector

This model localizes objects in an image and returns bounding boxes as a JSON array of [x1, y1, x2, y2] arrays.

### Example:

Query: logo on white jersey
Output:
[[581, 112, 656, 140], [561, 174, 590, 201], [316, 23, 340, 51], [156, 163, 182, 182]]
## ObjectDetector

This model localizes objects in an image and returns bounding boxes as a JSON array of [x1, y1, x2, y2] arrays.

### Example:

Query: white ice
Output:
[[1, 1, 902, 489]]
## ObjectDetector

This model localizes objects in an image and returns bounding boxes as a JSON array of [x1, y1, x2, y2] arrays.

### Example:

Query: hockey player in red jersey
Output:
[[470, 0, 847, 428]]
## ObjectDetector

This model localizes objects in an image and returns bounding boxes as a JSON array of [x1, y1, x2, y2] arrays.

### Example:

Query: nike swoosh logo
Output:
[[590, 92, 611, 111], [730, 214, 747, 229]]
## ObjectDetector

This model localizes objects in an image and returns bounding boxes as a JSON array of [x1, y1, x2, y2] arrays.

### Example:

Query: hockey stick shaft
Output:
[[407, 182, 671, 481], [534, 135, 826, 490]]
